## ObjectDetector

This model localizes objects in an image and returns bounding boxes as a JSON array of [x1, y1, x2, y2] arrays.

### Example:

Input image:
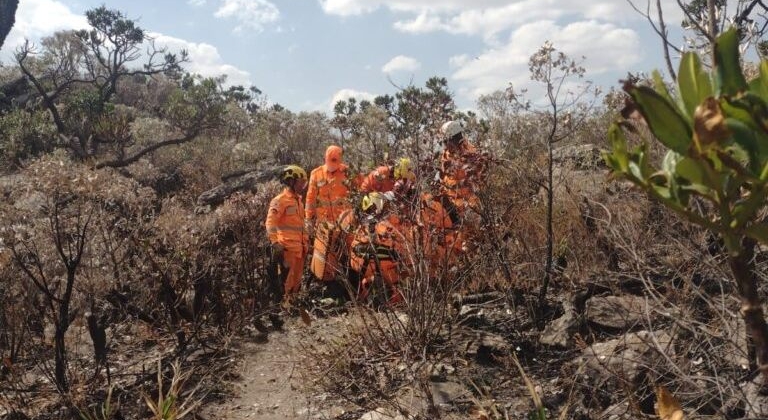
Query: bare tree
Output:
[[508, 42, 598, 316], [627, 0, 768, 72], [13, 7, 226, 169], [0, 0, 19, 50]]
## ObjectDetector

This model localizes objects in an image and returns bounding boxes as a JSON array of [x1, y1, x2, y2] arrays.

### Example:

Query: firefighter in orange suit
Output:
[[439, 121, 485, 224], [360, 165, 394, 193], [350, 192, 404, 306], [360, 158, 415, 194], [307, 145, 353, 290], [393, 180, 458, 278], [265, 165, 309, 304], [305, 145, 351, 235]]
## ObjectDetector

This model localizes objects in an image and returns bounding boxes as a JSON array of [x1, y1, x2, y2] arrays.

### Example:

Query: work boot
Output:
[[252, 318, 270, 343], [268, 314, 284, 331]]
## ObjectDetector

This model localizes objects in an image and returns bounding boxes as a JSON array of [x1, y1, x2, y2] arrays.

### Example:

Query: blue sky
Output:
[[1, 0, 690, 113]]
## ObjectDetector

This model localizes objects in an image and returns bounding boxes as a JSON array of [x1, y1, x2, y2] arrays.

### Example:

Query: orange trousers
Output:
[[356, 260, 403, 306], [282, 250, 306, 295]]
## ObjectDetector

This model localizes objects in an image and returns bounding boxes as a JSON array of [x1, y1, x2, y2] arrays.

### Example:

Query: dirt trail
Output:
[[203, 316, 348, 420]]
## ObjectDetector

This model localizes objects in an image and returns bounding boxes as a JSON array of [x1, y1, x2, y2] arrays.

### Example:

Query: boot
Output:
[[269, 314, 284, 331], [253, 318, 269, 343]]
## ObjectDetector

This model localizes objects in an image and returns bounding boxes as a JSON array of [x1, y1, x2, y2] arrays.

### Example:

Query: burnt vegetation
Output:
[[3, 2, 768, 420]]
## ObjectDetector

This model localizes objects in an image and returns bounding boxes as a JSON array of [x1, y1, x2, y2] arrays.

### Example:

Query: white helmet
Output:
[[441, 121, 463, 139]]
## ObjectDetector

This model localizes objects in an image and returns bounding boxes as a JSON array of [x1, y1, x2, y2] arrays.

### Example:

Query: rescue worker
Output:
[[265, 165, 309, 307], [360, 158, 415, 193], [307, 146, 353, 297], [439, 120, 485, 225], [305, 145, 351, 235], [394, 180, 458, 278], [349, 192, 404, 306]]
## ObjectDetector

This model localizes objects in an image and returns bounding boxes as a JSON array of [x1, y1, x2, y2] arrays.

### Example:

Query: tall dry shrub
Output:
[[128, 181, 283, 349], [1, 153, 155, 392]]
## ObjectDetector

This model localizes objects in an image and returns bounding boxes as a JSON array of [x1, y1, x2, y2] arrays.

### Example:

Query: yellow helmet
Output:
[[393, 157, 415, 180], [361, 192, 385, 213], [280, 165, 307, 183]]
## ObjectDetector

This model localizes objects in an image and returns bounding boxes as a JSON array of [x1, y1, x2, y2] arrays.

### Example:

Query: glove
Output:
[[270, 243, 285, 259], [304, 219, 315, 237]]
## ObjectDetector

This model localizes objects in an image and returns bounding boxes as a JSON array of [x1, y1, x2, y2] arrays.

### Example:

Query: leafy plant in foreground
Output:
[[604, 27, 768, 387]]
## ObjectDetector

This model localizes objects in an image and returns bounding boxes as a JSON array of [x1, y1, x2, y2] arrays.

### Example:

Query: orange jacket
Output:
[[360, 166, 395, 193], [350, 214, 402, 269], [399, 195, 454, 256], [305, 164, 351, 224], [265, 188, 308, 253], [418, 194, 452, 231], [350, 215, 404, 305], [441, 140, 482, 198]]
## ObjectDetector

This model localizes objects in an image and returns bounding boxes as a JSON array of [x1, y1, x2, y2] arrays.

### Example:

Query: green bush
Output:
[[604, 27, 768, 386]]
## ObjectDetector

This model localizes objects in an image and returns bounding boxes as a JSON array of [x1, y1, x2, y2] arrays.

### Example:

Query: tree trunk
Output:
[[728, 236, 768, 388], [656, 0, 677, 82], [160, 277, 186, 350], [538, 129, 555, 316], [53, 268, 77, 392], [708, 0, 718, 64], [0, 0, 19, 50], [53, 326, 68, 392]]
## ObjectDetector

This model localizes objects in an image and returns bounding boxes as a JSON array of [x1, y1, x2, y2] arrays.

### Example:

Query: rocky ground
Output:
[[195, 277, 768, 420]]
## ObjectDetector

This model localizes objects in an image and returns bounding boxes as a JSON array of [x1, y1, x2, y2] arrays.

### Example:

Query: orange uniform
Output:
[[266, 188, 308, 295], [310, 211, 353, 282], [360, 166, 395, 193], [306, 164, 351, 224], [441, 140, 482, 211], [400, 194, 459, 277], [350, 214, 404, 305]]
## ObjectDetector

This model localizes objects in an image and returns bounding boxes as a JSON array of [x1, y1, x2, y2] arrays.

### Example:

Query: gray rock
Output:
[[464, 331, 511, 363], [585, 295, 651, 330], [430, 381, 470, 406], [578, 330, 674, 381], [196, 172, 261, 207], [358, 408, 408, 420], [393, 381, 469, 417], [540, 299, 578, 347], [600, 401, 633, 420]]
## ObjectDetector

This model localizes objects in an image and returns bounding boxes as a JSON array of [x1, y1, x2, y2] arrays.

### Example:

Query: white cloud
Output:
[[451, 20, 642, 99], [448, 54, 470, 68], [321, 0, 679, 40], [393, 12, 447, 33], [382, 55, 421, 74], [329, 88, 376, 110], [149, 32, 252, 86], [318, 0, 383, 16], [214, 0, 280, 33], [320, 0, 513, 16], [0, 1, 250, 87], [188, 0, 207, 6], [0, 0, 87, 58]]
